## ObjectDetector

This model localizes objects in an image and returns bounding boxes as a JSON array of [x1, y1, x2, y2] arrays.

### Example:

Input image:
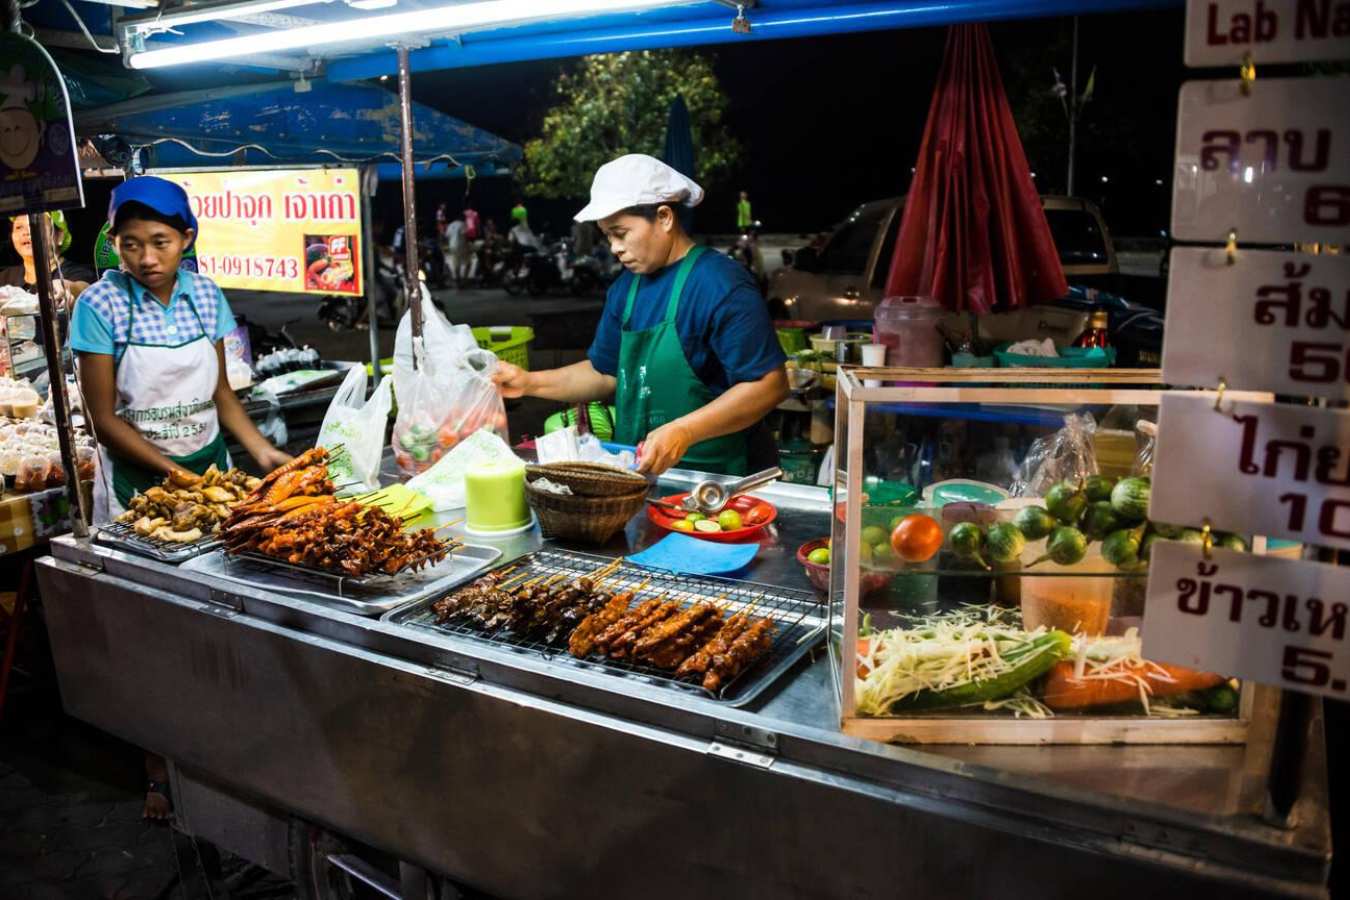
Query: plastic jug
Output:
[[873, 295, 945, 367]]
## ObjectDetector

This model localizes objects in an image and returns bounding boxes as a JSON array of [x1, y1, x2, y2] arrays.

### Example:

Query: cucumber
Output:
[[1028, 526, 1089, 568], [890, 631, 1073, 711], [1084, 474, 1117, 503], [1046, 482, 1088, 525], [1013, 506, 1056, 541], [1110, 476, 1151, 523], [948, 522, 989, 570], [985, 522, 1026, 564], [1082, 501, 1123, 540], [1102, 527, 1144, 569]]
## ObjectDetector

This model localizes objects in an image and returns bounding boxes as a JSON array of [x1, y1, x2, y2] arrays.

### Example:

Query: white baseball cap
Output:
[[573, 153, 704, 223]]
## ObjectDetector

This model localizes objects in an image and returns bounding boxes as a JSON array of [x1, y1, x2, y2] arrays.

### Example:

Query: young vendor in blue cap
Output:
[[494, 154, 788, 476], [70, 176, 292, 523]]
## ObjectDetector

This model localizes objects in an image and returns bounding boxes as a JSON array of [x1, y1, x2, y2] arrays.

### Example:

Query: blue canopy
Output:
[[73, 79, 520, 176]]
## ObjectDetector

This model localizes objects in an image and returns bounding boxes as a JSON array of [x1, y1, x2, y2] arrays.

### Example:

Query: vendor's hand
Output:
[[492, 361, 532, 399], [251, 444, 294, 473], [637, 422, 695, 475]]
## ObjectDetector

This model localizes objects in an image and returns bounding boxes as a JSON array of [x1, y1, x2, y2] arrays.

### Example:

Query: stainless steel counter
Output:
[[35, 467, 1332, 898]]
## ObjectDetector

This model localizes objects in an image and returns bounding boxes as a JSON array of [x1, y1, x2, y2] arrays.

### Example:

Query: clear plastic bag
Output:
[[392, 288, 508, 477], [1133, 419, 1157, 476], [318, 365, 393, 492], [1011, 412, 1099, 497], [15, 453, 50, 492]]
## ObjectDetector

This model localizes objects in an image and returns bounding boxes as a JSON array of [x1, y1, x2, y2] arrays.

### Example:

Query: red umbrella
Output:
[[884, 24, 1067, 314]]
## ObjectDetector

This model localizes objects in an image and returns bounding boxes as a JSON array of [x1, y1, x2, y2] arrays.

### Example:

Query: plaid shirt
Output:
[[70, 269, 235, 361]]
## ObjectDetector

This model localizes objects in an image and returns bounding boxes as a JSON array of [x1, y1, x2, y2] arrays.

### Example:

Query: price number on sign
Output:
[[1283, 646, 1349, 693], [1289, 341, 1350, 384]]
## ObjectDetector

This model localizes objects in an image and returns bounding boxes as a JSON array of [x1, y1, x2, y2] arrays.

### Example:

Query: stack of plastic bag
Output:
[[392, 285, 509, 476]]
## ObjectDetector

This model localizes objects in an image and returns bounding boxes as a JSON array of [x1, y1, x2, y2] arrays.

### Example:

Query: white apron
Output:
[[92, 291, 223, 523]]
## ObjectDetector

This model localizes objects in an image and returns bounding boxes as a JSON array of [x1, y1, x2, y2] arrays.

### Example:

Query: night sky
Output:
[[404, 8, 1188, 238]]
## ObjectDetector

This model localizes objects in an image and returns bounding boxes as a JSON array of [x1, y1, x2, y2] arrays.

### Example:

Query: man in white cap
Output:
[[495, 154, 787, 476]]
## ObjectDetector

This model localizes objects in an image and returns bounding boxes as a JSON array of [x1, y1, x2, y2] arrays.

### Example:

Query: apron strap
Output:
[[664, 245, 706, 323], [621, 271, 642, 327]]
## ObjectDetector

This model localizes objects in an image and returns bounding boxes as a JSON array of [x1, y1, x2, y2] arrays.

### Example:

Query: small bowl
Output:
[[796, 538, 890, 598]]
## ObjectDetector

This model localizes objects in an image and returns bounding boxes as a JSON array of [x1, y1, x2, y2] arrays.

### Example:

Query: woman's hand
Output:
[[251, 444, 293, 473], [491, 361, 533, 399], [637, 421, 694, 475]]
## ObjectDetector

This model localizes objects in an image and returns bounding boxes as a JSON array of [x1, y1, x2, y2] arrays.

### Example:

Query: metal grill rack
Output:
[[384, 549, 828, 708], [228, 544, 457, 590], [95, 521, 223, 565]]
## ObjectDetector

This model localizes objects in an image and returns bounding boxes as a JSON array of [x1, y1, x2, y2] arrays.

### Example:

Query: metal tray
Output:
[[182, 544, 502, 615], [382, 549, 827, 708], [95, 521, 223, 565], [229, 543, 453, 586]]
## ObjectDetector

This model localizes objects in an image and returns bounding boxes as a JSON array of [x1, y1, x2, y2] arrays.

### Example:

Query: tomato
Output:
[[856, 637, 873, 678], [890, 513, 943, 563]]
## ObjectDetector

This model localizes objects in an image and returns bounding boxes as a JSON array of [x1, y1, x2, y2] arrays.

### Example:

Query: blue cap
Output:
[[108, 176, 199, 249]]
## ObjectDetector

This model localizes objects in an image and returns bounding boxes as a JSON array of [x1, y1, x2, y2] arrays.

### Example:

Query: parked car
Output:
[[768, 195, 1118, 322]]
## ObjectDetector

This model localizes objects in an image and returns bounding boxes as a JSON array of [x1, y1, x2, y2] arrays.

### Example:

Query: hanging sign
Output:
[[1163, 248, 1350, 400], [1170, 77, 1350, 244], [1152, 394, 1350, 549], [1143, 542, 1350, 700], [0, 34, 84, 215], [154, 168, 363, 296], [1185, 0, 1350, 66]]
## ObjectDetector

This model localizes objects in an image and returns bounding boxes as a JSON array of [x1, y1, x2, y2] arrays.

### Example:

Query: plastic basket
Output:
[[472, 325, 535, 370], [993, 344, 1115, 368]]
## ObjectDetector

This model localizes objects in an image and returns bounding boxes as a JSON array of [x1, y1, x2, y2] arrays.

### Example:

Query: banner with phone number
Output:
[[158, 168, 363, 296]]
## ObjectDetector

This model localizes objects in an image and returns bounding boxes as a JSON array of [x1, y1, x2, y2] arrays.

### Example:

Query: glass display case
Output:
[[828, 368, 1279, 744]]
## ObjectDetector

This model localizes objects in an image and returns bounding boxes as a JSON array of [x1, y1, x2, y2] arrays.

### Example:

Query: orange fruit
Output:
[[890, 514, 943, 563]]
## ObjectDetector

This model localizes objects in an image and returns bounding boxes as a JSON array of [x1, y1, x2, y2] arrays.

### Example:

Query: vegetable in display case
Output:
[[827, 368, 1276, 744]]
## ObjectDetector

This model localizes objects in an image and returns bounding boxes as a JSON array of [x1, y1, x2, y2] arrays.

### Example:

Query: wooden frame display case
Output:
[[828, 368, 1281, 745]]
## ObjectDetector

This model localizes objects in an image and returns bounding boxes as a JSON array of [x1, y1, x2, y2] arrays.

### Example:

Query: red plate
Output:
[[646, 492, 777, 542]]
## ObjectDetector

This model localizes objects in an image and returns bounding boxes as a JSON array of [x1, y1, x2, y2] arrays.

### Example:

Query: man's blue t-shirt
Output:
[[588, 250, 785, 394]]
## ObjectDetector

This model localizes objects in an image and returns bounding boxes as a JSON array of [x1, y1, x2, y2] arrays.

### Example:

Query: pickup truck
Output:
[[767, 195, 1120, 322]]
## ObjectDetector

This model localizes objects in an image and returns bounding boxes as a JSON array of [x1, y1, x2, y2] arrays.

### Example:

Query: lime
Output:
[[889, 515, 907, 533], [671, 520, 695, 533], [694, 519, 722, 533], [685, 512, 705, 523], [807, 547, 831, 565], [859, 542, 874, 564], [861, 525, 887, 546], [872, 542, 895, 564], [717, 509, 744, 531]]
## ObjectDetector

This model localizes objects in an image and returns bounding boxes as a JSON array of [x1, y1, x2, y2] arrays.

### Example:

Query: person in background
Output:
[[462, 201, 482, 281], [736, 190, 753, 234], [509, 214, 542, 252], [3, 212, 91, 307], [445, 209, 471, 287], [435, 202, 449, 241], [510, 198, 528, 227]]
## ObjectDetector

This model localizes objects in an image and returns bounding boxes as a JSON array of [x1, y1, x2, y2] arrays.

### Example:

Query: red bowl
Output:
[[646, 492, 777, 542], [796, 538, 891, 597]]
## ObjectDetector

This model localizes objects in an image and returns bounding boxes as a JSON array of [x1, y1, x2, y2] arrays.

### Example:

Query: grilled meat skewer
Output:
[[703, 618, 776, 692]]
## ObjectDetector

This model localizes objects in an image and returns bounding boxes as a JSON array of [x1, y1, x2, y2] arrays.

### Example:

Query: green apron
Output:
[[614, 246, 749, 476]]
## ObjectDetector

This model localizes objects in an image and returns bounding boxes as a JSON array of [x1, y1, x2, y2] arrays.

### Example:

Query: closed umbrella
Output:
[[662, 94, 696, 231], [884, 24, 1067, 313]]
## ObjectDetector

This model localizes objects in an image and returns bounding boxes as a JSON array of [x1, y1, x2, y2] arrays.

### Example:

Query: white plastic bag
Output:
[[391, 286, 508, 476], [405, 429, 520, 511], [318, 365, 393, 492]]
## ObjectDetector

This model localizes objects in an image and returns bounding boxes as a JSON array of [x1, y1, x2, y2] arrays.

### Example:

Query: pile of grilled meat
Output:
[[431, 567, 776, 693], [221, 447, 454, 578], [116, 465, 262, 543]]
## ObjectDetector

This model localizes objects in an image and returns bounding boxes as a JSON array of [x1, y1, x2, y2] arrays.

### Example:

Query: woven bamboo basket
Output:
[[525, 481, 648, 544], [524, 462, 648, 497]]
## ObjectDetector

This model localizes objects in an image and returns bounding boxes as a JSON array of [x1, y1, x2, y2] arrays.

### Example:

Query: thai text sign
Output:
[[158, 168, 362, 296], [1163, 248, 1350, 400], [1144, 542, 1350, 700], [1152, 394, 1350, 550], [1186, 0, 1350, 66], [1171, 77, 1350, 244]]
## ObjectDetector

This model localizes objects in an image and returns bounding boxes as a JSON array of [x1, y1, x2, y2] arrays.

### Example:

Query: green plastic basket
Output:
[[994, 343, 1115, 368], [473, 325, 535, 370]]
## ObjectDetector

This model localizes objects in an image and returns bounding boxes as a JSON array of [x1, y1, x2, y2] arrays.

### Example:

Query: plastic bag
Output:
[[318, 365, 393, 492], [392, 286, 508, 476], [405, 429, 520, 511], [1011, 412, 1098, 498], [1133, 420, 1157, 476]]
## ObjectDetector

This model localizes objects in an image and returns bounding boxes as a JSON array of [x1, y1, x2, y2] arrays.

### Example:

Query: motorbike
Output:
[[502, 241, 564, 297], [559, 240, 617, 296]]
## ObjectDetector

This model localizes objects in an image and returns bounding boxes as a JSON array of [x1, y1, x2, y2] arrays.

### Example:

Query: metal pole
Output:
[[396, 45, 423, 353], [1066, 16, 1078, 197], [360, 165, 381, 386], [30, 215, 89, 537]]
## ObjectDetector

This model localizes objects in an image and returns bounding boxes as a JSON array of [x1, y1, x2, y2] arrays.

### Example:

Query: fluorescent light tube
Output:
[[126, 0, 334, 31], [127, 0, 692, 69]]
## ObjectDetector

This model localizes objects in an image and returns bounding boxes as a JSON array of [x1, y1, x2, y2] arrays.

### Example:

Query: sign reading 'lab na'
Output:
[[1185, 0, 1350, 67], [1162, 248, 1350, 400], [1151, 394, 1350, 550], [1144, 542, 1350, 701], [1171, 77, 1350, 245]]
